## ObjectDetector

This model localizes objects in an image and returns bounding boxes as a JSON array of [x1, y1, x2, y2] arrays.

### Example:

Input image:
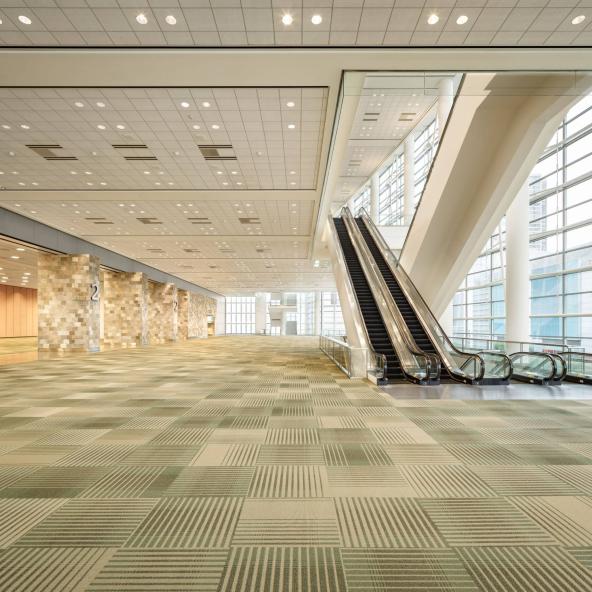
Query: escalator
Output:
[[333, 218, 403, 381], [348, 208, 513, 385]]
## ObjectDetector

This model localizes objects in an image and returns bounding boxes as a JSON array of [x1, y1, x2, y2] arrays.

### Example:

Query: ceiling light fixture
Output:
[[136, 13, 148, 25], [288, 124, 296, 129], [282, 13, 293, 26], [20, 124, 30, 129], [97, 124, 106, 130], [180, 101, 190, 108], [286, 101, 295, 108], [116, 124, 125, 130], [202, 101, 211, 108], [192, 124, 200, 130], [456, 15, 468, 25], [212, 124, 220, 129], [311, 14, 322, 25], [96, 102, 105, 108], [1, 125, 10, 130], [18, 15, 32, 25], [74, 101, 84, 108], [165, 15, 177, 25], [572, 15, 586, 25], [427, 14, 439, 24]]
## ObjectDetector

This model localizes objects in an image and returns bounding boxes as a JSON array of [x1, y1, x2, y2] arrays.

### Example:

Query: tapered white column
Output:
[[403, 136, 415, 224], [370, 174, 379, 223], [505, 182, 530, 344], [437, 77, 454, 134]]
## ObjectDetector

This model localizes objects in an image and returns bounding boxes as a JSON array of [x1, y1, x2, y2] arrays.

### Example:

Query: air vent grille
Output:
[[198, 144, 237, 161], [27, 144, 77, 161]]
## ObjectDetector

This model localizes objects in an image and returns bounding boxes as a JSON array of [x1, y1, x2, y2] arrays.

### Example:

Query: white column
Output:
[[255, 292, 268, 334], [403, 136, 415, 225], [370, 175, 379, 223], [437, 77, 454, 134], [505, 182, 530, 345]]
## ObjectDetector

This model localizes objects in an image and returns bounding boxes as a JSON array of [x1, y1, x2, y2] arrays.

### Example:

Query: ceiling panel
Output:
[[0, 1, 590, 47], [0, 87, 328, 191]]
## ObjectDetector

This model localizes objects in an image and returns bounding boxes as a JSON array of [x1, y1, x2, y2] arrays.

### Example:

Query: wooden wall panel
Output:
[[0, 285, 37, 337]]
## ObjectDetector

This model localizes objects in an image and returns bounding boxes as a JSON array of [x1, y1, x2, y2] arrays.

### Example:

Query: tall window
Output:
[[453, 94, 592, 349], [225, 297, 256, 334], [453, 222, 506, 339], [352, 186, 371, 216], [378, 153, 405, 225], [321, 292, 346, 338], [414, 117, 439, 204], [297, 292, 315, 335]]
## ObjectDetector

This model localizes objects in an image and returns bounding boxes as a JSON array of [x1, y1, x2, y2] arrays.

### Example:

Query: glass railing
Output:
[[560, 351, 592, 383], [342, 207, 440, 384], [319, 334, 385, 381], [451, 336, 570, 384], [358, 208, 512, 384]]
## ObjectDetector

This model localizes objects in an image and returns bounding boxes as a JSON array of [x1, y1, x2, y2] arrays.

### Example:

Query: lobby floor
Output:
[[1, 336, 592, 591]]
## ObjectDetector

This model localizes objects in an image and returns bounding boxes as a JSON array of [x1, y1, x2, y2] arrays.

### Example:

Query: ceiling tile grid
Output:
[[0, 0, 591, 46], [0, 87, 328, 191]]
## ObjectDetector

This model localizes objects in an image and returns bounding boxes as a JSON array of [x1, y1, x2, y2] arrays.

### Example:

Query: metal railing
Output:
[[319, 334, 385, 381]]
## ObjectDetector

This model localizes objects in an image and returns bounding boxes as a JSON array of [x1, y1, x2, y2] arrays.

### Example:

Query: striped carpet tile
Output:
[[126, 496, 243, 548], [401, 465, 496, 498], [510, 496, 592, 546], [220, 546, 346, 592], [33, 430, 110, 445], [222, 443, 261, 466], [335, 497, 445, 548], [545, 466, 592, 493], [370, 427, 417, 444], [55, 445, 137, 466], [120, 446, 200, 466], [457, 546, 592, 592], [230, 416, 269, 430], [386, 444, 460, 465], [164, 467, 255, 496], [442, 443, 524, 465], [249, 465, 327, 497], [0, 498, 66, 548], [420, 499, 558, 547], [266, 428, 320, 445], [14, 499, 157, 547], [569, 547, 592, 571], [341, 549, 479, 591], [0, 547, 111, 592], [256, 445, 324, 465], [327, 467, 409, 489], [149, 428, 213, 446], [79, 466, 164, 498], [87, 549, 228, 591]]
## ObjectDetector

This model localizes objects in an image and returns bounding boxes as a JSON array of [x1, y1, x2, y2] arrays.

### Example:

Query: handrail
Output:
[[358, 208, 513, 384], [341, 207, 440, 384], [319, 334, 385, 381], [327, 215, 387, 379], [560, 350, 592, 383], [508, 351, 560, 384]]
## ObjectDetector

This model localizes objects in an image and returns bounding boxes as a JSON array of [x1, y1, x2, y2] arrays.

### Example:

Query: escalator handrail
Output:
[[549, 353, 568, 382], [329, 215, 387, 378], [358, 208, 514, 383], [508, 351, 557, 382], [559, 350, 592, 380], [342, 207, 440, 383]]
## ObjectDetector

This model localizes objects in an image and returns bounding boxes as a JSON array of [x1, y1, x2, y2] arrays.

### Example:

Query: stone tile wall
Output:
[[177, 289, 189, 341], [163, 284, 178, 342], [38, 253, 101, 352], [148, 281, 165, 344], [102, 270, 149, 348], [188, 292, 209, 339]]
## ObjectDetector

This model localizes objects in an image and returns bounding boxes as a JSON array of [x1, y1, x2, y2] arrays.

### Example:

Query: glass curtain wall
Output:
[[414, 117, 439, 205], [225, 296, 256, 334], [320, 292, 346, 338], [452, 94, 592, 349], [352, 186, 371, 216], [378, 153, 405, 225]]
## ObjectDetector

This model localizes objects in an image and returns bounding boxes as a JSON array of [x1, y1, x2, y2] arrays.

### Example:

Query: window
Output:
[[225, 297, 256, 334], [414, 117, 439, 203], [352, 186, 371, 216], [453, 94, 592, 349], [321, 292, 346, 338], [378, 153, 405, 225]]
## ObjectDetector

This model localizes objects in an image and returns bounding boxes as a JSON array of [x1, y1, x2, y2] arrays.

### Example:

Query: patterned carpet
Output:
[[0, 336, 591, 591]]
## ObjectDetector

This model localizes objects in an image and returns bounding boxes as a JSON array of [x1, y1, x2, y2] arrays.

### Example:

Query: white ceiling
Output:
[[0, 87, 327, 191], [0, 236, 38, 289], [0, 1, 591, 46]]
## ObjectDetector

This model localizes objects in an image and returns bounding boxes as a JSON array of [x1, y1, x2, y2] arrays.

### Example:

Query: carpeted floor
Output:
[[0, 336, 591, 591]]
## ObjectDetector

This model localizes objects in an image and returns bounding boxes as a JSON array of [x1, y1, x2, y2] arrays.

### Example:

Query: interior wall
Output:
[[0, 285, 37, 337]]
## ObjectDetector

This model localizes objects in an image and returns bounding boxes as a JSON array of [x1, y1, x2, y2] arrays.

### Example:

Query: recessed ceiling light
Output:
[[86, 182, 93, 186], [10, 255, 19, 259], [136, 13, 148, 25], [427, 14, 439, 25], [456, 15, 468, 25], [31, 182, 38, 186], [236, 182, 243, 186], [288, 124, 296, 129], [289, 170, 296, 175], [18, 15, 31, 25], [97, 124, 106, 130], [286, 101, 295, 108], [96, 101, 105, 108], [192, 124, 200, 130], [116, 124, 125, 130], [70, 171, 77, 175], [290, 182, 296, 185], [222, 181, 229, 186], [100, 182, 106, 186], [168, 182, 174, 185], [74, 101, 84, 108], [84, 171, 92, 175], [8, 152, 15, 157], [0, 19, 2, 25], [143, 171, 150, 175], [216, 171, 223, 175], [282, 13, 293, 26], [311, 14, 322, 25], [16, 247, 25, 251], [20, 124, 30, 129], [202, 101, 211, 108], [572, 15, 586, 25], [212, 124, 220, 129], [1, 125, 9, 130], [180, 101, 190, 108], [165, 15, 177, 25]]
